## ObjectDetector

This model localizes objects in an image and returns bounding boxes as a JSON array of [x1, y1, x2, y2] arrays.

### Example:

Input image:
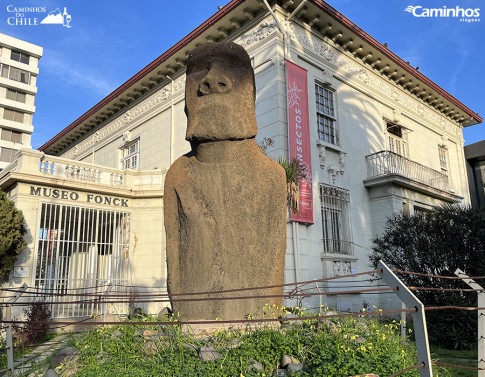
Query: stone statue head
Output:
[[184, 42, 258, 143]]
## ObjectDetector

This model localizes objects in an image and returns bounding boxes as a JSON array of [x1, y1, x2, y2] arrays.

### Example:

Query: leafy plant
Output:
[[370, 205, 485, 349], [17, 299, 52, 346], [0, 189, 27, 278], [65, 311, 423, 377], [278, 157, 308, 214]]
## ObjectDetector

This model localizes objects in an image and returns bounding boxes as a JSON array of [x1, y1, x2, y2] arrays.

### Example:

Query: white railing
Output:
[[39, 158, 125, 187], [366, 151, 450, 192]]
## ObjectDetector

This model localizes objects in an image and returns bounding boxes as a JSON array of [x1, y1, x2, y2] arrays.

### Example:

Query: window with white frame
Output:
[[386, 123, 407, 157], [320, 184, 352, 254], [121, 140, 139, 170], [438, 145, 448, 171], [6, 88, 26, 103], [0, 64, 31, 84], [0, 147, 16, 163], [11, 50, 30, 65], [3, 108, 25, 123], [1, 128, 22, 144], [315, 83, 338, 145]]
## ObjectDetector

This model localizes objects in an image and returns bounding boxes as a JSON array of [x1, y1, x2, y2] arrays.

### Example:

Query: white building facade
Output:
[[0, 33, 42, 170], [1, 0, 481, 319]]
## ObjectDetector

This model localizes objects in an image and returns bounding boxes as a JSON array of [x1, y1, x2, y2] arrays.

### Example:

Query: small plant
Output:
[[17, 299, 52, 345]]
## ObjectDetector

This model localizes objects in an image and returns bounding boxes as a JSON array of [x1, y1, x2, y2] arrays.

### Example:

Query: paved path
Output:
[[1, 334, 69, 377]]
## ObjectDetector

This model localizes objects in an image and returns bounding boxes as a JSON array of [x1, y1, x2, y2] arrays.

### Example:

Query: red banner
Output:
[[286, 60, 313, 224]]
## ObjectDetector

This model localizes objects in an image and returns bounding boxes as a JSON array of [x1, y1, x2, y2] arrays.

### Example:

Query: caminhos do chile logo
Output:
[[6, 5, 72, 27], [405, 5, 480, 22]]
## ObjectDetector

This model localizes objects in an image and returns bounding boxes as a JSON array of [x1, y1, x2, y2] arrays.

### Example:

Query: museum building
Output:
[[1, 0, 482, 319]]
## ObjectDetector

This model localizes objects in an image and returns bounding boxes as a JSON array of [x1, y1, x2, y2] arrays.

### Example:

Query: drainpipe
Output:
[[287, 0, 308, 22], [261, 0, 303, 286], [166, 75, 175, 165], [261, 0, 289, 60]]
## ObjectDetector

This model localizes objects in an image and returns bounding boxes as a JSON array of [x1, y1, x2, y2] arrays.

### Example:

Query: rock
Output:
[[273, 369, 287, 377], [199, 345, 221, 361], [111, 330, 122, 338], [287, 363, 304, 373], [139, 329, 158, 339], [280, 312, 303, 327], [51, 347, 79, 369], [157, 306, 172, 319], [164, 41, 287, 321], [143, 340, 159, 356], [248, 358, 263, 371], [280, 355, 300, 368], [45, 369, 57, 377]]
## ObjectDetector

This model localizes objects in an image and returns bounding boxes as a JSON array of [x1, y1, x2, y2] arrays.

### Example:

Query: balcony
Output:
[[364, 151, 461, 202], [0, 149, 166, 197]]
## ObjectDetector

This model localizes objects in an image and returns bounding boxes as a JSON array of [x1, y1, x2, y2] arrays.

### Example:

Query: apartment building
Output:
[[0, 0, 481, 319], [0, 33, 42, 170]]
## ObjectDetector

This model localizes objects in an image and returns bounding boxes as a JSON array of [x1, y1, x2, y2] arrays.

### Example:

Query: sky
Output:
[[0, 0, 483, 149]]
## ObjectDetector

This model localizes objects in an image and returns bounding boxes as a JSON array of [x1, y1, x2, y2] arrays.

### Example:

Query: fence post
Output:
[[455, 268, 485, 377], [378, 261, 432, 377], [5, 283, 28, 373]]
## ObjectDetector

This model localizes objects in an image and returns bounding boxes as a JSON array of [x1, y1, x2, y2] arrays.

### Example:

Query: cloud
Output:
[[40, 49, 116, 96]]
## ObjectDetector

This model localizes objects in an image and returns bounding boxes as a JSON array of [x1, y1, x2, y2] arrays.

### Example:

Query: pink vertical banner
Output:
[[286, 60, 313, 224]]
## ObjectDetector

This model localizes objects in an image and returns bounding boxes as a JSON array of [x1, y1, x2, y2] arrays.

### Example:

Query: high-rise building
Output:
[[0, 33, 42, 170]]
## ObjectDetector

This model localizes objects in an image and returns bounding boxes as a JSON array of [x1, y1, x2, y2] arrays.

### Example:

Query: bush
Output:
[[0, 190, 27, 278], [370, 205, 485, 349], [17, 299, 52, 345]]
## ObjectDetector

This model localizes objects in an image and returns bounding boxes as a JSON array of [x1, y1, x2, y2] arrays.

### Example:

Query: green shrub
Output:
[[370, 205, 485, 350], [68, 313, 420, 377]]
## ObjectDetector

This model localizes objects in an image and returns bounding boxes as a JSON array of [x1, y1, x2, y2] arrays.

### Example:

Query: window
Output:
[[6, 88, 26, 103], [315, 83, 338, 145], [438, 145, 448, 171], [0, 147, 16, 163], [320, 184, 352, 254], [0, 64, 31, 84], [386, 123, 407, 157], [11, 50, 30, 65], [121, 140, 139, 170], [1, 129, 22, 143], [3, 108, 25, 123]]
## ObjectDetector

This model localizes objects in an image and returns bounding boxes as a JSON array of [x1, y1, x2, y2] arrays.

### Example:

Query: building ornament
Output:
[[316, 139, 326, 168], [327, 164, 337, 184], [64, 76, 186, 159], [332, 260, 352, 276], [288, 24, 460, 136], [236, 21, 277, 48]]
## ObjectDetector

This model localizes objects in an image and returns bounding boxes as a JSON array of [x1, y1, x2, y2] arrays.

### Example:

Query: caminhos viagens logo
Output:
[[405, 5, 480, 22]]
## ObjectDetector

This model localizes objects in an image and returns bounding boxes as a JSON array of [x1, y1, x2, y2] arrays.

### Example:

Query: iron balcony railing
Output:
[[366, 150, 450, 192]]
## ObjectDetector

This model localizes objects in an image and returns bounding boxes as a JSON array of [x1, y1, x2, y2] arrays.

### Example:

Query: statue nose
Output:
[[198, 70, 232, 96]]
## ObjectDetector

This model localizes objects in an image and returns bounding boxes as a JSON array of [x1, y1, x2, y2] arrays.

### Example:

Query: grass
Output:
[[430, 346, 478, 377], [48, 310, 425, 377]]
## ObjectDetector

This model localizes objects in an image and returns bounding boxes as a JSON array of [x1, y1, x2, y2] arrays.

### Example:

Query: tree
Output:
[[0, 190, 27, 278], [370, 205, 485, 349]]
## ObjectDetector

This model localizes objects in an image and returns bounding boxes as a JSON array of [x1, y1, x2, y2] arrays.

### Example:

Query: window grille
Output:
[[34, 203, 130, 318], [315, 83, 338, 145], [320, 184, 352, 254]]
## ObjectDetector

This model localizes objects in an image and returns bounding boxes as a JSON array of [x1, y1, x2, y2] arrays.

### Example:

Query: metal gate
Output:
[[34, 202, 130, 318]]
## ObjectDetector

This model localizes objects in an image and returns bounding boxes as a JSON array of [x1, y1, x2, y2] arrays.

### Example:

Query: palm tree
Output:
[[277, 157, 308, 215]]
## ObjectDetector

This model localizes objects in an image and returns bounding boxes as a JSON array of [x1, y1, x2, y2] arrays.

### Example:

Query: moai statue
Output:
[[164, 42, 287, 321]]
